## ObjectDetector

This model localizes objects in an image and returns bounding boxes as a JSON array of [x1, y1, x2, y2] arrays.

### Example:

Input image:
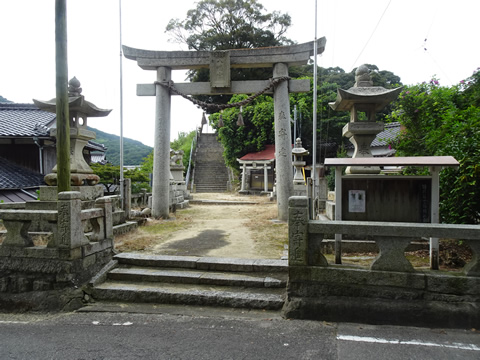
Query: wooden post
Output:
[[55, 0, 70, 193]]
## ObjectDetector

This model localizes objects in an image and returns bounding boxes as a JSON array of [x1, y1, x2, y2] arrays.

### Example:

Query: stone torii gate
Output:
[[123, 38, 326, 220]]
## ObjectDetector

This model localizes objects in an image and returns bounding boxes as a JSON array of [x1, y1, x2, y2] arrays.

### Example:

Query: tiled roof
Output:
[[372, 122, 401, 147], [239, 145, 276, 161], [0, 103, 55, 137], [0, 189, 38, 203], [345, 122, 401, 148], [0, 157, 45, 189]]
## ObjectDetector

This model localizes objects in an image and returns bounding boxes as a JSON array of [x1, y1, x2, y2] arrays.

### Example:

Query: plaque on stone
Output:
[[210, 51, 231, 88]]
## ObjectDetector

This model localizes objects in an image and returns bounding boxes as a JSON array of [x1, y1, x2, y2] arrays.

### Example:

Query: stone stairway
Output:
[[194, 133, 230, 192], [88, 253, 287, 310]]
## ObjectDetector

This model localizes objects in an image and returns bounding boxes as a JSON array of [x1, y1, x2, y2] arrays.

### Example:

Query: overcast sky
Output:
[[1, 0, 479, 147]]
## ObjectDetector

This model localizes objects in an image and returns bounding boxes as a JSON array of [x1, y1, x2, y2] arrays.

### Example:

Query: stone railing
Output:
[[0, 191, 114, 298], [0, 192, 112, 253], [285, 196, 480, 328]]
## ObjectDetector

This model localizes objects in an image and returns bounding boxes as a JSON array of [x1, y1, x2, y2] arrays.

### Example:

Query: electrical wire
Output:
[[350, 0, 392, 69]]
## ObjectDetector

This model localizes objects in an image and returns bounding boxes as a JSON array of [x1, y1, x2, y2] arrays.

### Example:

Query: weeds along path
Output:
[[115, 194, 288, 260]]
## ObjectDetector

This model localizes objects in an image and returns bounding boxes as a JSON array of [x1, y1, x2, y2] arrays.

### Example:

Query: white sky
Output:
[[1, 0, 479, 147]]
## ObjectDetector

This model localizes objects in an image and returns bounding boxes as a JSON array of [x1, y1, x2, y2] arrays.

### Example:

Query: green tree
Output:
[[171, 130, 197, 169], [91, 163, 151, 194], [209, 64, 402, 172], [211, 94, 275, 171], [166, 0, 293, 110], [387, 71, 480, 224]]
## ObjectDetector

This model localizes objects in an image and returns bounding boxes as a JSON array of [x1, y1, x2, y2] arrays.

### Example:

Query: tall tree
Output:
[[166, 0, 292, 51], [386, 70, 480, 224], [166, 0, 293, 109]]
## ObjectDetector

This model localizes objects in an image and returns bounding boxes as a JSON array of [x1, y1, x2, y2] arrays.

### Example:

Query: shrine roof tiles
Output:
[[239, 145, 276, 161]]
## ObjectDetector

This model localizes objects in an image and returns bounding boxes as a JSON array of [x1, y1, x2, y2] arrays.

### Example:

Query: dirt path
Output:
[[117, 193, 288, 260]]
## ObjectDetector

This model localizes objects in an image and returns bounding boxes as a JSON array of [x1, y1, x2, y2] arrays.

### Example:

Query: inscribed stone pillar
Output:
[[152, 67, 171, 218], [288, 196, 309, 266], [273, 63, 294, 221], [55, 191, 88, 249]]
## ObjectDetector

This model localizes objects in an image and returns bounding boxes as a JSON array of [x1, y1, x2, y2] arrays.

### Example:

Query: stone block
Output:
[[325, 201, 335, 220], [39, 185, 103, 201], [33, 279, 52, 291], [288, 197, 309, 266]]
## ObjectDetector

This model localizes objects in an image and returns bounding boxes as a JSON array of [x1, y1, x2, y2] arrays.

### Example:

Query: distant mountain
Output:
[[89, 127, 152, 166], [0, 95, 13, 103]]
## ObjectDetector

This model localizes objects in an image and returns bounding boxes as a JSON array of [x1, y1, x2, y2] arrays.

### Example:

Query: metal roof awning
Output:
[[324, 156, 459, 168]]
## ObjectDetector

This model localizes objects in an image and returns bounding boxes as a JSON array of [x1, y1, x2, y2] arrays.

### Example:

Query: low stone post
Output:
[[95, 196, 113, 240], [55, 191, 88, 249], [288, 197, 309, 266]]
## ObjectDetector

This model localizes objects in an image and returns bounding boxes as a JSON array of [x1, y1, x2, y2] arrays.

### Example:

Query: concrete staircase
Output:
[[194, 133, 230, 193], [88, 253, 287, 310]]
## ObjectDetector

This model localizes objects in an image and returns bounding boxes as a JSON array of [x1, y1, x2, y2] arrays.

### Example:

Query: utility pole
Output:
[[55, 0, 70, 193]]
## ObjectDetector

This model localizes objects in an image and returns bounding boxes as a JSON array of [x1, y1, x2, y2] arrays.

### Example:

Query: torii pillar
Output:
[[152, 67, 172, 218], [123, 38, 326, 220]]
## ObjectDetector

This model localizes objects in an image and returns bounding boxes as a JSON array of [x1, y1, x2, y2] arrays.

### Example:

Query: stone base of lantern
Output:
[[343, 122, 384, 175], [44, 172, 100, 186]]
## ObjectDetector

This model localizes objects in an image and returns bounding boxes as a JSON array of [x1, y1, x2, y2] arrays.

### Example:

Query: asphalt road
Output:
[[0, 305, 479, 360]]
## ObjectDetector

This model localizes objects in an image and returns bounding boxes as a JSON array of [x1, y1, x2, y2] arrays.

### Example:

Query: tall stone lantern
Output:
[[292, 138, 309, 196], [329, 65, 402, 174], [34, 77, 112, 186]]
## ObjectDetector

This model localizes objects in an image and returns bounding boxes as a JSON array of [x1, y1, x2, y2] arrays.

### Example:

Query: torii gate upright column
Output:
[[273, 63, 294, 221], [152, 66, 171, 218]]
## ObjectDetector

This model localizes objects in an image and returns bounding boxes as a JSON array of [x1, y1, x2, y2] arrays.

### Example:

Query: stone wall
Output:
[[284, 196, 480, 328], [0, 190, 114, 311]]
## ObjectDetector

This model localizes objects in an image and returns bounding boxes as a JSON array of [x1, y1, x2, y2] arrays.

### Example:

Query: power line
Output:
[[350, 0, 392, 69]]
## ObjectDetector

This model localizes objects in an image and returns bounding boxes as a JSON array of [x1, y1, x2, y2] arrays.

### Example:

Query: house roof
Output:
[[0, 157, 45, 190], [0, 103, 55, 137], [239, 145, 276, 161], [372, 122, 401, 147], [0, 189, 38, 203]]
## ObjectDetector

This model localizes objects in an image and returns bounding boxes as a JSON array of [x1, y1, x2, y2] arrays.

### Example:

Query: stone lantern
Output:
[[34, 77, 112, 186], [329, 65, 402, 174], [292, 138, 309, 196]]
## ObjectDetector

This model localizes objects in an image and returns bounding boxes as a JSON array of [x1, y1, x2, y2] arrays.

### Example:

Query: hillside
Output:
[[89, 127, 152, 166]]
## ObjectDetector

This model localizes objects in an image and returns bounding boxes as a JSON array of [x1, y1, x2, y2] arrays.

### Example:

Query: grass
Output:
[[244, 203, 288, 258], [114, 210, 195, 252]]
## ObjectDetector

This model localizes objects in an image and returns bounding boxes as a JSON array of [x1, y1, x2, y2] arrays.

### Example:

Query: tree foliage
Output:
[[166, 0, 292, 51], [166, 0, 294, 109], [209, 64, 403, 172], [91, 162, 151, 195], [387, 69, 480, 224], [211, 94, 275, 170]]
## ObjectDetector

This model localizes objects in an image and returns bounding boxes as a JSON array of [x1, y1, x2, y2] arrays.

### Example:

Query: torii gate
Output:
[[123, 38, 326, 220]]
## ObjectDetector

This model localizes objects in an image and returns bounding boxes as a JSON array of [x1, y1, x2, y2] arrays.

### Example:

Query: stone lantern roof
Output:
[[329, 64, 402, 118], [33, 77, 111, 119]]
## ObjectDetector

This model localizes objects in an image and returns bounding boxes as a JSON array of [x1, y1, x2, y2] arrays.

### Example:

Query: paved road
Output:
[[0, 305, 479, 359]]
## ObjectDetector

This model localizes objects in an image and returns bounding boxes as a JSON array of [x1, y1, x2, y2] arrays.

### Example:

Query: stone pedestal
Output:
[[342, 122, 384, 174]]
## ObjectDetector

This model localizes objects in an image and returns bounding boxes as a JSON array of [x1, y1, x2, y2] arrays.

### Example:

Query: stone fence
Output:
[[284, 196, 480, 328], [0, 191, 114, 310]]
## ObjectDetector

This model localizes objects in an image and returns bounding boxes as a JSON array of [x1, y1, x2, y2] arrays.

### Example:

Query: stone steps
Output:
[[193, 133, 230, 193], [89, 253, 288, 310]]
